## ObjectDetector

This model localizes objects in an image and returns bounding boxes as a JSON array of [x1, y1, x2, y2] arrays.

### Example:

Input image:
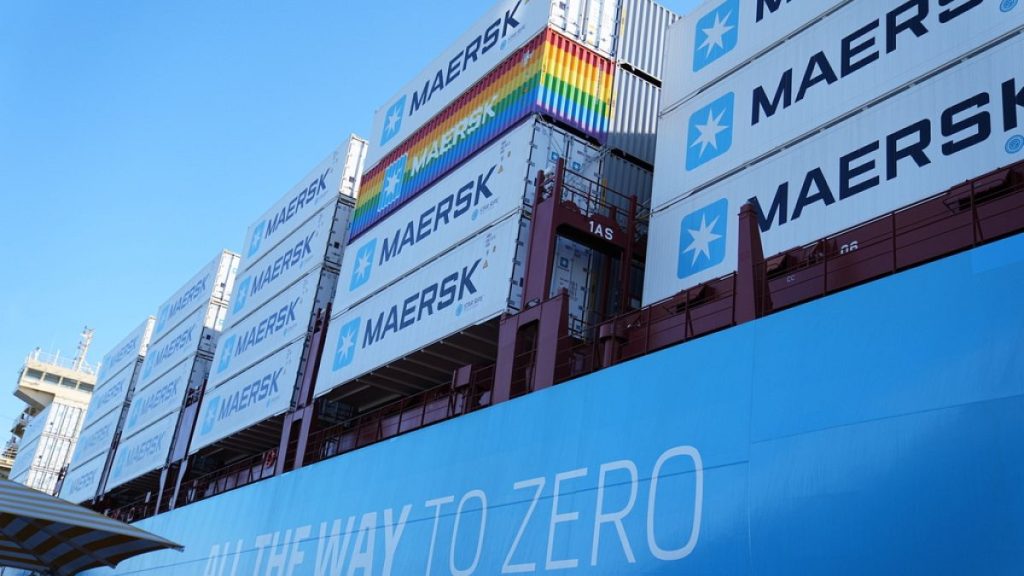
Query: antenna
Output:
[[73, 326, 94, 371]]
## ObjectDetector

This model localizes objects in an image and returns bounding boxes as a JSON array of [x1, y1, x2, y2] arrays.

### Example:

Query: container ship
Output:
[[17, 0, 1023, 574]]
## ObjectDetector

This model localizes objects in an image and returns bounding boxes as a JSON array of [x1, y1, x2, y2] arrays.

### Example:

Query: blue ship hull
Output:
[[87, 233, 1024, 575]]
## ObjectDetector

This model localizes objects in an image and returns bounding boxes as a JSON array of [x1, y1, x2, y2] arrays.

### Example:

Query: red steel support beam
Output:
[[522, 169, 559, 308], [277, 305, 330, 475], [735, 203, 769, 323], [492, 291, 569, 404]]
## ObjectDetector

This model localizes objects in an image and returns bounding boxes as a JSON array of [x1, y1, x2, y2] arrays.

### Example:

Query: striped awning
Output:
[[0, 479, 182, 575]]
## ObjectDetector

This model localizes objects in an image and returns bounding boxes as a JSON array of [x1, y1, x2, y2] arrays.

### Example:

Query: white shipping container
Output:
[[190, 341, 304, 454], [339, 136, 369, 199], [242, 137, 367, 269], [643, 37, 1024, 304], [365, 0, 619, 169], [82, 363, 135, 429], [660, 0, 848, 114], [105, 412, 177, 491], [59, 454, 105, 504], [44, 401, 87, 438], [208, 269, 334, 388], [94, 318, 154, 387], [151, 251, 239, 343], [229, 202, 350, 326], [71, 408, 119, 466], [138, 306, 219, 388], [16, 403, 88, 491], [653, 0, 1022, 211], [317, 215, 525, 398], [339, 118, 601, 312], [121, 356, 196, 440]]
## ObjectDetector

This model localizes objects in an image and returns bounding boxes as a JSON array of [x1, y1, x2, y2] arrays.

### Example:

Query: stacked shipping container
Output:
[[643, 0, 1024, 304], [192, 136, 367, 453], [602, 0, 677, 208], [54, 0, 680, 507], [10, 401, 89, 495], [103, 251, 239, 491], [352, 29, 617, 238], [316, 0, 677, 399], [59, 318, 154, 503]]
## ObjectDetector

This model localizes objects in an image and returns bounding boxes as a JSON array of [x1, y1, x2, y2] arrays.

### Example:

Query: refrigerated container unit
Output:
[[240, 137, 366, 271], [226, 199, 352, 331], [11, 400, 89, 496], [658, 0, 850, 115]]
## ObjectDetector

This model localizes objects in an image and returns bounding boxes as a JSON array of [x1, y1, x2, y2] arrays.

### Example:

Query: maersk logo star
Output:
[[349, 239, 377, 292], [217, 336, 236, 374], [200, 397, 220, 435], [378, 155, 407, 213], [247, 222, 266, 257], [692, 0, 738, 72], [154, 305, 169, 335], [142, 357, 155, 380], [686, 92, 735, 170], [333, 317, 361, 370], [381, 97, 406, 146], [677, 198, 728, 279], [126, 405, 139, 429], [232, 278, 250, 314]]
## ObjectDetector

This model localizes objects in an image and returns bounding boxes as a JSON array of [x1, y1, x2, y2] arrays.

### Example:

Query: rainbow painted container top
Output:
[[351, 29, 615, 240]]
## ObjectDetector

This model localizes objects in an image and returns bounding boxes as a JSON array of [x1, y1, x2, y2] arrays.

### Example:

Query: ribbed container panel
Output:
[[352, 29, 614, 240], [617, 0, 679, 80], [602, 154, 654, 211], [608, 67, 661, 166]]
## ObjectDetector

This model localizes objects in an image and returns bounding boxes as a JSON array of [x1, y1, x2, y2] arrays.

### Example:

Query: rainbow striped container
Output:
[[351, 29, 614, 240]]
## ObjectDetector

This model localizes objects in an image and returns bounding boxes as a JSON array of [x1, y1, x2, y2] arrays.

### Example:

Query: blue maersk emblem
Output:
[[379, 155, 407, 212], [126, 404, 140, 429], [248, 222, 266, 257], [678, 198, 728, 279], [154, 304, 170, 335], [692, 0, 738, 72], [232, 278, 251, 314], [333, 318, 361, 370], [686, 92, 735, 170], [381, 97, 406, 146], [201, 397, 221, 435], [349, 239, 377, 292], [111, 454, 124, 480], [142, 356, 155, 380], [217, 335, 236, 374]]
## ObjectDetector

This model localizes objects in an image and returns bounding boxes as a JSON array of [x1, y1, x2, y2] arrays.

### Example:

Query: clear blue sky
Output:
[[0, 0, 699, 422]]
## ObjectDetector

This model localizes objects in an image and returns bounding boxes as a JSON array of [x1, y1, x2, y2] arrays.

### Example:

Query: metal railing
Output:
[[102, 162, 1024, 523], [24, 349, 99, 375], [536, 161, 650, 244], [305, 370, 495, 466]]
